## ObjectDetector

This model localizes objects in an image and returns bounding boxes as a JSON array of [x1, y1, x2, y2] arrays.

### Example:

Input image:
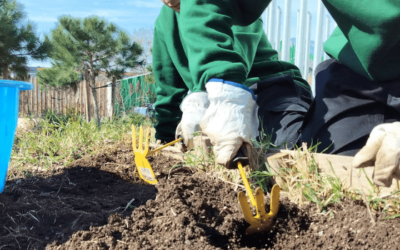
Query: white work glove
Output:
[[353, 122, 400, 187], [175, 92, 210, 150], [200, 79, 259, 168]]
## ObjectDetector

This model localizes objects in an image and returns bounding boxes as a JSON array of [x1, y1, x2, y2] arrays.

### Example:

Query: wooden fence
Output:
[[18, 77, 110, 121]]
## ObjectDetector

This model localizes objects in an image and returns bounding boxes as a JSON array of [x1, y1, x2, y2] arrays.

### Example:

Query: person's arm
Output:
[[323, 0, 400, 81], [179, 0, 269, 90], [153, 16, 187, 142]]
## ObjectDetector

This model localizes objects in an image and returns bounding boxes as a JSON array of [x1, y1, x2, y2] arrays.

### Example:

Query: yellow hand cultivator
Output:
[[234, 149, 281, 235], [238, 162, 280, 235], [131, 125, 182, 184]]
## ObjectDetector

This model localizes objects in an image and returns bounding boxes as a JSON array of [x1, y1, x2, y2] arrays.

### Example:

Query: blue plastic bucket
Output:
[[0, 80, 33, 193]]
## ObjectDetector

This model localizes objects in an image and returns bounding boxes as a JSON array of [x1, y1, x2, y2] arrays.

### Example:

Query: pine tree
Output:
[[37, 65, 80, 89], [47, 15, 143, 129], [0, 0, 51, 79]]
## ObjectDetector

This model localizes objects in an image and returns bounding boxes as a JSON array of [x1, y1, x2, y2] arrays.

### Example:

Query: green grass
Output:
[[9, 110, 153, 179]]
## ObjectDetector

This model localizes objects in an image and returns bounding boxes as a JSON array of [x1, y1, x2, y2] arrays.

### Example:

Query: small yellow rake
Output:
[[131, 125, 182, 184], [235, 153, 281, 235]]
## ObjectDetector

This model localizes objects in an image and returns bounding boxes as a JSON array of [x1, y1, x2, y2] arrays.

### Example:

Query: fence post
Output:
[[281, 0, 292, 62], [46, 88, 49, 114], [303, 12, 312, 82], [295, 0, 308, 76], [267, 0, 277, 46], [80, 82, 83, 115], [296, 9, 300, 56], [35, 78, 39, 115], [60, 90, 63, 115], [311, 0, 326, 95], [103, 82, 106, 119], [275, 6, 282, 55], [20, 91, 24, 116], [57, 91, 61, 114], [38, 82, 41, 116], [108, 77, 116, 119], [52, 89, 55, 113], [324, 15, 331, 61], [264, 8, 269, 34], [41, 86, 45, 115], [85, 70, 91, 122], [29, 77, 34, 114]]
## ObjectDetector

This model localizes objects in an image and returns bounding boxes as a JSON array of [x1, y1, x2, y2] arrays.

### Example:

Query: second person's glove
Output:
[[353, 122, 400, 187], [200, 79, 259, 168]]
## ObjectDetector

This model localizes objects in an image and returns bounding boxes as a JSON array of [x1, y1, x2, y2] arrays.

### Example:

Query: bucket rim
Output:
[[0, 80, 34, 90]]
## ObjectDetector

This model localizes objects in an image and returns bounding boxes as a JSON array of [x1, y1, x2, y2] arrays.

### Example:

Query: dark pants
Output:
[[253, 59, 400, 156]]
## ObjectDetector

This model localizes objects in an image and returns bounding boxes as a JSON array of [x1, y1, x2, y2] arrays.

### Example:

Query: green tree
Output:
[[37, 65, 80, 90], [47, 15, 143, 128], [0, 0, 51, 79]]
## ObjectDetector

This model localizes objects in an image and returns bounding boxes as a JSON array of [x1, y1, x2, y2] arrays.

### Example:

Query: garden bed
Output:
[[1, 145, 399, 250]]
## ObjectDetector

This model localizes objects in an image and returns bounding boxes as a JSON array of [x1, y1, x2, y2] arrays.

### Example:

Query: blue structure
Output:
[[0, 80, 33, 193]]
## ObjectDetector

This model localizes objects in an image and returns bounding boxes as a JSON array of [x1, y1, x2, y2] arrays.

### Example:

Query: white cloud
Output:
[[127, 0, 163, 8]]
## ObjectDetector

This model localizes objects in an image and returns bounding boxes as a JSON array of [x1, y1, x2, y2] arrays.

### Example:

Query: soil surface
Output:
[[2, 144, 400, 250], [0, 144, 180, 250]]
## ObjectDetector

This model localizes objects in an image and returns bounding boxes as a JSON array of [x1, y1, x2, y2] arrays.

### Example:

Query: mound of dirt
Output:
[[47, 172, 400, 250]]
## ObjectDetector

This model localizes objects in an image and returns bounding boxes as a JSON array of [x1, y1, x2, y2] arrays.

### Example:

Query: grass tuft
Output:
[[9, 110, 152, 180]]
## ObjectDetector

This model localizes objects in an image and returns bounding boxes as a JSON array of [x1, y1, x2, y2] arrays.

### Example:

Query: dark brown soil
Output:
[[0, 145, 180, 250], [2, 144, 400, 250], [45, 170, 400, 250]]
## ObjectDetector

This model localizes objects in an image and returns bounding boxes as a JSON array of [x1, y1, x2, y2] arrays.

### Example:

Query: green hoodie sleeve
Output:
[[153, 17, 188, 142], [179, 0, 271, 90], [323, 0, 400, 81]]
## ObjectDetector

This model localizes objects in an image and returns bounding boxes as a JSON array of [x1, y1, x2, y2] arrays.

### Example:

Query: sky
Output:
[[18, 0, 335, 67]]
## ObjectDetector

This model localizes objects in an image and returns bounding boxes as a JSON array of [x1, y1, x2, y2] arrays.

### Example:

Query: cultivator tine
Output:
[[237, 161, 281, 235], [255, 187, 266, 218], [131, 125, 158, 185], [238, 191, 258, 225], [138, 126, 143, 151]]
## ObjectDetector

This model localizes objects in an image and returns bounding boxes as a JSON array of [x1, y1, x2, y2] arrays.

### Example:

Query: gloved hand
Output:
[[161, 0, 180, 12], [200, 79, 259, 168], [353, 122, 400, 187], [176, 92, 210, 150]]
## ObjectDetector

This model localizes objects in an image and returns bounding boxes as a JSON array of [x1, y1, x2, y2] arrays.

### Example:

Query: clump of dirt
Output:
[[0, 146, 181, 250]]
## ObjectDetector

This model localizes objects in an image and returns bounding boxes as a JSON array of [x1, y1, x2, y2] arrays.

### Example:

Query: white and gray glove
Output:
[[353, 122, 400, 187], [200, 79, 259, 168], [175, 92, 210, 150]]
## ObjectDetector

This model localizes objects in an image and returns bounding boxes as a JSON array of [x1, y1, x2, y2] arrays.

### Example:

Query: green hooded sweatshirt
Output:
[[323, 0, 400, 81], [153, 4, 307, 141]]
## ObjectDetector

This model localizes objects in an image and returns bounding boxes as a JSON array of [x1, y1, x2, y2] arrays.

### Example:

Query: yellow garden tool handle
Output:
[[148, 138, 183, 156], [238, 161, 257, 208]]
